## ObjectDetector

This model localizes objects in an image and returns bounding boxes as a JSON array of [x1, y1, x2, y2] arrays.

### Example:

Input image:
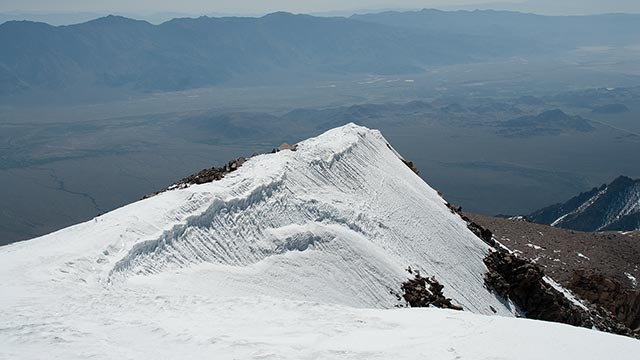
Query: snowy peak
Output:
[[529, 176, 640, 231], [1, 123, 513, 315]]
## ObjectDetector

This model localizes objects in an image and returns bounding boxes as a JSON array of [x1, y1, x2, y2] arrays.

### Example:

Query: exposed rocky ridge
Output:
[[483, 250, 636, 338], [143, 157, 248, 199], [445, 203, 496, 248], [401, 159, 420, 175], [528, 175, 640, 232], [144, 143, 299, 198]]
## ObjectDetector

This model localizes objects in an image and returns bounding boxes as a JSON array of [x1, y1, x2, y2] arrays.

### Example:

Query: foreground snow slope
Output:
[[3, 295, 639, 360], [1, 124, 638, 358]]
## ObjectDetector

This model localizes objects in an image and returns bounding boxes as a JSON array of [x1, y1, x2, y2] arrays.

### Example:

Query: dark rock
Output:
[[385, 143, 419, 175], [401, 269, 463, 311], [402, 159, 420, 175], [143, 139, 299, 199], [446, 202, 496, 247], [142, 157, 246, 198]]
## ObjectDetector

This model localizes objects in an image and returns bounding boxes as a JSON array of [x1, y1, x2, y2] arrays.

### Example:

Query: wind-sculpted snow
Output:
[[85, 123, 507, 312], [3, 124, 638, 359]]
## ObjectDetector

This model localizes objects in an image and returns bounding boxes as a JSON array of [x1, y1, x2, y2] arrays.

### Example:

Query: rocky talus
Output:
[[568, 270, 640, 332]]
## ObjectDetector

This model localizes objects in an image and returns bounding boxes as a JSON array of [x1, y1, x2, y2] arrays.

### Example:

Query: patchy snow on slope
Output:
[[548, 179, 640, 231], [526, 243, 544, 250], [625, 272, 638, 288], [577, 252, 591, 261], [1, 124, 638, 358], [543, 276, 590, 311], [551, 187, 608, 227]]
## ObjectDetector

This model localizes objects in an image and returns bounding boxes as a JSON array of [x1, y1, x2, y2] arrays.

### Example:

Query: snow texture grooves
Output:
[[3, 124, 511, 314], [103, 125, 504, 313]]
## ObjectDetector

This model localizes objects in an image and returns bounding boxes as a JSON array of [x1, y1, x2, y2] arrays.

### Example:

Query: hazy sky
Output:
[[2, 0, 639, 16], [3, 1, 499, 14]]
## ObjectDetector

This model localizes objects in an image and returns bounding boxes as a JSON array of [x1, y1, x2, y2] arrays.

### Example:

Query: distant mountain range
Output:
[[352, 9, 640, 47], [1, 10, 639, 100], [529, 176, 640, 231], [0, 12, 499, 97]]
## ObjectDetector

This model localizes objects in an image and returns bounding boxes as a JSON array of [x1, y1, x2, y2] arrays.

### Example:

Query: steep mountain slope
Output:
[[529, 176, 640, 231], [1, 124, 638, 358]]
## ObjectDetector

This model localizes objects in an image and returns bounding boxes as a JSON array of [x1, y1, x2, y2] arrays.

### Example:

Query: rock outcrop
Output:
[[445, 203, 497, 248], [145, 141, 300, 199], [402, 159, 420, 175], [144, 157, 248, 198], [401, 268, 463, 311]]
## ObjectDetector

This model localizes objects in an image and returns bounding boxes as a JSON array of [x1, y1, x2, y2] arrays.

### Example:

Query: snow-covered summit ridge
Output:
[[1, 123, 510, 314]]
